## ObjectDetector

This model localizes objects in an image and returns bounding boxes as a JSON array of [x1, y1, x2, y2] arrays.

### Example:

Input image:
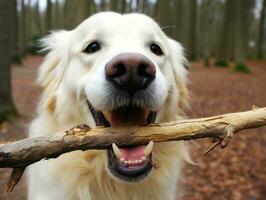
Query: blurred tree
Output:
[[110, 0, 118, 11], [233, 0, 254, 68], [63, 0, 69, 28], [141, 0, 147, 13], [173, 0, 184, 41], [233, 0, 245, 65], [257, 0, 266, 59], [155, 0, 172, 36], [100, 0, 107, 11], [200, 0, 212, 66], [33, 0, 44, 36], [232, 0, 255, 73], [26, 0, 32, 48], [0, 0, 17, 122], [121, 0, 127, 13], [63, 0, 79, 29], [54, 0, 61, 28], [135, 0, 140, 12], [78, 0, 91, 21], [8, 0, 264, 63], [215, 0, 234, 66], [128, 0, 133, 12], [186, 0, 197, 60], [19, 0, 27, 55], [9, 0, 20, 63], [45, 0, 52, 32]]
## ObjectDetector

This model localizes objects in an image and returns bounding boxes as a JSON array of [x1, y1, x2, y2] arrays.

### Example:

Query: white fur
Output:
[[28, 12, 189, 200]]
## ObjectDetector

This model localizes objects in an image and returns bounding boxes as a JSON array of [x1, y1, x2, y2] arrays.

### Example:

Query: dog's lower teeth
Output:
[[121, 158, 146, 165], [141, 156, 147, 161]]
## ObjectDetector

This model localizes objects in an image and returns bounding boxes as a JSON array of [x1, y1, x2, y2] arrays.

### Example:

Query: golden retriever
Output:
[[28, 12, 189, 200]]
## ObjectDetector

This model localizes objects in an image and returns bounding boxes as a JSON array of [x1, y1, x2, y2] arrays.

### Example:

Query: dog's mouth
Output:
[[87, 101, 157, 182]]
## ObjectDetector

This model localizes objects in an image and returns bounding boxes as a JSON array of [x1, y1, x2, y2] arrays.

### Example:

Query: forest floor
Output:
[[0, 56, 265, 200]]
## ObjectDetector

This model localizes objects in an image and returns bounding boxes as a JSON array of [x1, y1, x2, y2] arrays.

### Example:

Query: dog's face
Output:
[[39, 12, 188, 183]]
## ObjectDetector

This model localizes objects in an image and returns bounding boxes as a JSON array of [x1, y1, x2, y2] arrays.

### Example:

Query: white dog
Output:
[[28, 12, 189, 200]]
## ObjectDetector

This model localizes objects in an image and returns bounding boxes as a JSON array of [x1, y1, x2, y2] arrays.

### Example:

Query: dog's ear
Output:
[[38, 31, 71, 113], [167, 38, 189, 114]]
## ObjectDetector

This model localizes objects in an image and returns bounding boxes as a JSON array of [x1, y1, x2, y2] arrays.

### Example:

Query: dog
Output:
[[28, 12, 190, 200]]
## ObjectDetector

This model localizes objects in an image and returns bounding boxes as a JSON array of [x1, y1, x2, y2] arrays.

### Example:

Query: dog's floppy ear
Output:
[[167, 38, 189, 113], [38, 31, 71, 113]]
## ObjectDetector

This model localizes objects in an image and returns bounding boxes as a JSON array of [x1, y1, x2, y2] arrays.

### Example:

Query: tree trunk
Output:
[[19, 0, 27, 55], [78, 0, 91, 21], [110, 0, 118, 11], [33, 0, 44, 36], [0, 0, 17, 122], [120, 0, 126, 13], [45, 0, 52, 32], [128, 0, 133, 12], [9, 0, 19, 62], [100, 0, 106, 11], [135, 0, 140, 12], [54, 0, 61, 28], [187, 0, 197, 60], [155, 0, 173, 37], [91, 0, 97, 13], [257, 0, 266, 59], [215, 0, 234, 65], [141, 0, 147, 13], [200, 0, 212, 66], [233, 0, 254, 65], [26, 0, 31, 49], [173, 0, 184, 41]]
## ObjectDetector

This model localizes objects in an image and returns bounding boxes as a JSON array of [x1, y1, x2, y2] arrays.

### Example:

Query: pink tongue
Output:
[[120, 145, 145, 160]]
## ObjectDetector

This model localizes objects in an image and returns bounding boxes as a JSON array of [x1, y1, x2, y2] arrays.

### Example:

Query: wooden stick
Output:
[[1, 107, 266, 191]]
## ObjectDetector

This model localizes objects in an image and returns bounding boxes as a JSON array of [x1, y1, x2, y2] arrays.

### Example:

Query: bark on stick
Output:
[[1, 107, 266, 191]]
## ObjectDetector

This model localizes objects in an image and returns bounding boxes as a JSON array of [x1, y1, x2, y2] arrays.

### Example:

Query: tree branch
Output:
[[1, 107, 266, 192]]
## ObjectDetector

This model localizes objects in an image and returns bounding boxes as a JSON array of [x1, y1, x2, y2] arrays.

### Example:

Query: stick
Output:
[[1, 107, 266, 191]]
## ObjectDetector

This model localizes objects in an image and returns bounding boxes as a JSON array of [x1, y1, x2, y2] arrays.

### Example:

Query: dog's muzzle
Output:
[[86, 53, 158, 182], [105, 53, 156, 96]]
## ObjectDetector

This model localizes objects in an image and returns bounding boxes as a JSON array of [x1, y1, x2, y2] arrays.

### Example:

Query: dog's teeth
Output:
[[144, 141, 153, 156], [141, 156, 147, 161], [112, 143, 121, 159], [120, 158, 125, 162]]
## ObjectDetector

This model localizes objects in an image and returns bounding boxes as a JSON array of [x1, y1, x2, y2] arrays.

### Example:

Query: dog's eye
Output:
[[150, 43, 163, 56], [84, 41, 101, 54]]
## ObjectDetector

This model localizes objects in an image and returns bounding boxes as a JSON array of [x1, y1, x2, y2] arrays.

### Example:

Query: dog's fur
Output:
[[28, 12, 189, 200]]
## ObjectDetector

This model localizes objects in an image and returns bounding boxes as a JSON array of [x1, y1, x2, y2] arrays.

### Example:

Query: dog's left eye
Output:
[[83, 41, 101, 54], [150, 43, 164, 56]]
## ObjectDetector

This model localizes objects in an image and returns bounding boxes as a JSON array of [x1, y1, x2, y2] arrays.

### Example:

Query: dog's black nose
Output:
[[105, 53, 156, 96]]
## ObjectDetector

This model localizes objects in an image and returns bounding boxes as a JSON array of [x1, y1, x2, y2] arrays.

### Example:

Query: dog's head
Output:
[[38, 12, 188, 182]]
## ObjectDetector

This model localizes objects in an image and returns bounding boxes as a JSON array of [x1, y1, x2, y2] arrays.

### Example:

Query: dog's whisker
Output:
[[161, 25, 177, 30]]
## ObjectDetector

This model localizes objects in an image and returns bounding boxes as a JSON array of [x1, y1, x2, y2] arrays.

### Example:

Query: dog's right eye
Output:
[[150, 43, 164, 56], [83, 41, 101, 54]]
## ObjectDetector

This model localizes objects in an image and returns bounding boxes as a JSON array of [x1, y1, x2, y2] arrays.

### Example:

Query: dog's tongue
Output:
[[107, 107, 148, 127], [120, 145, 146, 160]]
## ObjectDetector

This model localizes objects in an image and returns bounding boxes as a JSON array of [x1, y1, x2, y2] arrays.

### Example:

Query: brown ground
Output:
[[0, 56, 265, 200]]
